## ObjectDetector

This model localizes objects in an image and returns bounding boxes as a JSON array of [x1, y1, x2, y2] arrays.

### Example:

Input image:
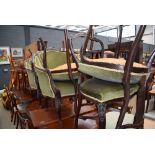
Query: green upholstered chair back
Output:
[[39, 50, 68, 69], [24, 59, 37, 90]]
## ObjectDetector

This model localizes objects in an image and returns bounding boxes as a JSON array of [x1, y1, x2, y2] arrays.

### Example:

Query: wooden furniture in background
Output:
[[9, 57, 28, 90], [108, 41, 143, 63], [23, 41, 47, 59]]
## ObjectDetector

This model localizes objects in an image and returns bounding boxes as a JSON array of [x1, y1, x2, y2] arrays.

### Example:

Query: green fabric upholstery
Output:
[[52, 71, 78, 81], [106, 111, 134, 129], [35, 51, 78, 81], [35, 67, 75, 98], [79, 63, 148, 84], [26, 70, 37, 89], [39, 50, 68, 69], [24, 59, 37, 90], [80, 78, 139, 103]]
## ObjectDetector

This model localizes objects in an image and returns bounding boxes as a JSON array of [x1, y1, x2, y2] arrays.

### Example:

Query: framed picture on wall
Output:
[[0, 46, 10, 64], [11, 48, 23, 58]]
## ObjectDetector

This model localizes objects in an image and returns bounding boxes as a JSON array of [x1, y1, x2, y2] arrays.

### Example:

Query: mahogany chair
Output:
[[31, 38, 77, 127], [5, 86, 32, 128], [64, 26, 131, 118], [73, 25, 147, 129]]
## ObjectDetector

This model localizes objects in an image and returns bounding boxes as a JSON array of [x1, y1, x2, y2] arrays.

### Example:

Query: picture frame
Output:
[[0, 46, 10, 64], [11, 48, 23, 58]]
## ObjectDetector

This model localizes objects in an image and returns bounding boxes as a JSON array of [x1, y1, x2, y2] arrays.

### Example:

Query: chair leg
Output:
[[55, 97, 62, 127], [11, 111, 14, 122], [16, 116, 19, 129], [97, 103, 106, 129], [14, 112, 17, 125], [74, 94, 82, 128], [145, 95, 151, 113]]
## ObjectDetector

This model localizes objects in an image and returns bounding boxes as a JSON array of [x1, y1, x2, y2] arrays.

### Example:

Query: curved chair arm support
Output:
[[45, 68, 61, 98], [81, 37, 104, 61], [86, 37, 104, 57]]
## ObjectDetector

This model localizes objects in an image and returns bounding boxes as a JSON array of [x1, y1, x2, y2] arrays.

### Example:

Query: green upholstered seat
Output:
[[35, 66, 75, 98], [78, 60, 148, 84], [80, 78, 139, 103], [24, 59, 37, 90], [106, 111, 134, 129], [35, 51, 78, 81]]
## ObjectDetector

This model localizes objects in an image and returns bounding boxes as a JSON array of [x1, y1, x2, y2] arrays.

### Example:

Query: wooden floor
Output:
[[4, 89, 155, 129]]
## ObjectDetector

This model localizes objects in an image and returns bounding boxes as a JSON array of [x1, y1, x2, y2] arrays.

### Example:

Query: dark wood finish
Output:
[[115, 25, 123, 58], [80, 56, 148, 73], [74, 25, 147, 129], [116, 25, 146, 128], [31, 38, 77, 128], [5, 86, 33, 128]]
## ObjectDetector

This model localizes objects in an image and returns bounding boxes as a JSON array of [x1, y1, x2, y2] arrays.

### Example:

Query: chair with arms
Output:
[[72, 25, 147, 129], [30, 38, 76, 127]]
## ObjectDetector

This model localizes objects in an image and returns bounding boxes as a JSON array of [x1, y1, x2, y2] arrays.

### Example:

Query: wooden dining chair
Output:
[[64, 26, 131, 117], [5, 86, 32, 128], [73, 25, 147, 129], [32, 38, 77, 127]]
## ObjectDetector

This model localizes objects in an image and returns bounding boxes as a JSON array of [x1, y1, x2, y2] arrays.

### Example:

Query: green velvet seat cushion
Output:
[[52, 71, 78, 81], [55, 81, 75, 97], [106, 111, 134, 129], [79, 60, 148, 84], [80, 78, 139, 103], [35, 67, 75, 98], [40, 80, 75, 98]]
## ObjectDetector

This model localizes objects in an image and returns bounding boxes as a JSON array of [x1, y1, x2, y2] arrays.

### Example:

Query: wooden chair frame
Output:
[[33, 38, 76, 125], [72, 25, 147, 129]]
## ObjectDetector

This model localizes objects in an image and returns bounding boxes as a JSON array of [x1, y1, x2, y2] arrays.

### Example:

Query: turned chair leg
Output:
[[55, 98, 63, 127], [13, 112, 17, 125], [74, 94, 82, 128], [16, 116, 19, 129], [97, 103, 106, 129]]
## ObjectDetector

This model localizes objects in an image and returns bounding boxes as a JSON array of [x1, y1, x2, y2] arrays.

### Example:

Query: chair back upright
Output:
[[117, 25, 146, 128], [115, 25, 123, 58]]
